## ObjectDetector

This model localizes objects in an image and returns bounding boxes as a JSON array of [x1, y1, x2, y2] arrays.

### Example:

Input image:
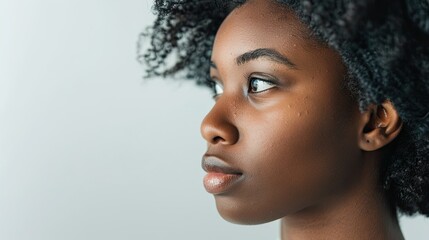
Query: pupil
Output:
[[251, 80, 259, 91]]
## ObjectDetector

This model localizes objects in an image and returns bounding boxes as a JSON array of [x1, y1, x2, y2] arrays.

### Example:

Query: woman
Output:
[[140, 0, 429, 239]]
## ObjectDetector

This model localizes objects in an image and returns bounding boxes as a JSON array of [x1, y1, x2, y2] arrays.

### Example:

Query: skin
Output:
[[200, 0, 405, 239]]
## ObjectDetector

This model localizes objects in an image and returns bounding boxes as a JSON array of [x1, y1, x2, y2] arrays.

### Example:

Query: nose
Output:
[[200, 98, 239, 145]]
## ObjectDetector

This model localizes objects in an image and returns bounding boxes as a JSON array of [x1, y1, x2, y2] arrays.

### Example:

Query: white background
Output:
[[0, 0, 427, 239]]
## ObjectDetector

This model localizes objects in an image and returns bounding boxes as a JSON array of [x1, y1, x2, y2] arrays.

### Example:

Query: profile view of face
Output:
[[200, 0, 364, 224]]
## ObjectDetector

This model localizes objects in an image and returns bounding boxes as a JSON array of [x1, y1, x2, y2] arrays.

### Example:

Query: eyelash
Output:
[[208, 75, 277, 99]]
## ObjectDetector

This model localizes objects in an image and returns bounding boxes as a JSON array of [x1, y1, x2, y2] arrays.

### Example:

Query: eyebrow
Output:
[[237, 48, 296, 68], [210, 48, 296, 69]]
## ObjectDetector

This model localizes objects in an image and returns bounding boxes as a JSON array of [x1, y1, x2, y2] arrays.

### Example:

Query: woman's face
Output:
[[201, 0, 364, 224]]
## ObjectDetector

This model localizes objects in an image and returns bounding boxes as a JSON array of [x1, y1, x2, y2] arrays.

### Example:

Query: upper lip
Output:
[[201, 154, 243, 175]]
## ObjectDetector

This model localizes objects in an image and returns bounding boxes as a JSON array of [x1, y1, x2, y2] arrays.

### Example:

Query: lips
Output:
[[202, 155, 243, 194]]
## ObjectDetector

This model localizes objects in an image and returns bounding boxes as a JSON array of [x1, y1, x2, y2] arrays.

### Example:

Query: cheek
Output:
[[243, 94, 360, 213]]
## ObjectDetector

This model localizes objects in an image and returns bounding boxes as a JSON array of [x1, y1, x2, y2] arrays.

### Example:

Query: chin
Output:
[[214, 195, 284, 225]]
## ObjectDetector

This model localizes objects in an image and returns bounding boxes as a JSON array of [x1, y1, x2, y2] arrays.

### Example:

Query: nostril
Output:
[[212, 136, 225, 144]]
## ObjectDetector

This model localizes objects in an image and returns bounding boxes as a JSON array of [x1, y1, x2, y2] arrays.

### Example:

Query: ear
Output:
[[358, 100, 403, 151]]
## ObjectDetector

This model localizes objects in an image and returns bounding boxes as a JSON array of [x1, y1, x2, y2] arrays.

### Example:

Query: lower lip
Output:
[[203, 172, 243, 194]]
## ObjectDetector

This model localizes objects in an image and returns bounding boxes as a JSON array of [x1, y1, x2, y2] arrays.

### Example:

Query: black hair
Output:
[[139, 0, 429, 217]]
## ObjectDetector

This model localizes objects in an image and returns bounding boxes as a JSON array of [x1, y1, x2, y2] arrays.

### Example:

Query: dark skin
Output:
[[200, 0, 405, 239]]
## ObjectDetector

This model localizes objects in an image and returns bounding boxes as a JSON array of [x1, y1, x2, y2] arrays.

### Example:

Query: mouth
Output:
[[201, 155, 243, 194]]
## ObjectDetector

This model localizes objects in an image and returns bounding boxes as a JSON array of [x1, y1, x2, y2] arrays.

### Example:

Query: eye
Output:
[[249, 77, 276, 93], [208, 78, 224, 99]]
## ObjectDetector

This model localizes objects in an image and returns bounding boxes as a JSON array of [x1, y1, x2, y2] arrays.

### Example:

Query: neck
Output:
[[280, 156, 404, 240]]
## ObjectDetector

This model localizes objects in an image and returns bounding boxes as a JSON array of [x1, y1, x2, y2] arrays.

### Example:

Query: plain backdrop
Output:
[[0, 0, 427, 239]]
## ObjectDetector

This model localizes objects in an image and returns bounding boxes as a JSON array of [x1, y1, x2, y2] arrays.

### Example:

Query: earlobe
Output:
[[358, 100, 403, 151]]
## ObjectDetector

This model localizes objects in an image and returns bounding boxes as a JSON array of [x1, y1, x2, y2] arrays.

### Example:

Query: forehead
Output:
[[212, 0, 320, 59], [210, 0, 333, 78]]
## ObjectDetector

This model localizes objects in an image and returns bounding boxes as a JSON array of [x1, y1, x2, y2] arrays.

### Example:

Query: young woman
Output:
[[140, 0, 429, 239]]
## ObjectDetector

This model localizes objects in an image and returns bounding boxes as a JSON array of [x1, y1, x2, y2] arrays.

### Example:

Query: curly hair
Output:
[[139, 0, 429, 217]]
